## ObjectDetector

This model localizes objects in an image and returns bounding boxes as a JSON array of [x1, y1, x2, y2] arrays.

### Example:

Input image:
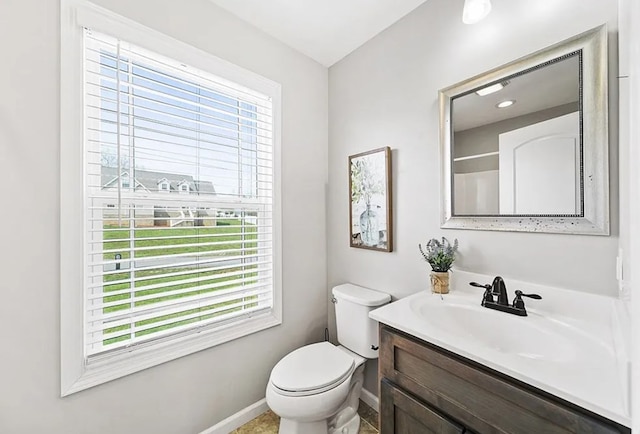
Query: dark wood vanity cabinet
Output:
[[378, 325, 630, 434], [381, 379, 466, 433]]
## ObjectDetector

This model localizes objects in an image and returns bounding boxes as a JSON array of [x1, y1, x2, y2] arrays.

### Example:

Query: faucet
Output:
[[469, 276, 541, 316], [490, 276, 509, 306]]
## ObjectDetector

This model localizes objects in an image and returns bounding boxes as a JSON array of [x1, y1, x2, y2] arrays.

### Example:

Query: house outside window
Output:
[[60, 1, 282, 396]]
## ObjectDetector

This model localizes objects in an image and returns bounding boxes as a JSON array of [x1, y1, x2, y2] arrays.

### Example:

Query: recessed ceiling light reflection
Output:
[[476, 80, 509, 96], [476, 83, 503, 96], [496, 100, 516, 108]]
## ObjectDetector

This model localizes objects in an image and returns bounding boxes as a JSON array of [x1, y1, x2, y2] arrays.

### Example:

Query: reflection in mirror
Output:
[[452, 54, 581, 216], [439, 25, 609, 235]]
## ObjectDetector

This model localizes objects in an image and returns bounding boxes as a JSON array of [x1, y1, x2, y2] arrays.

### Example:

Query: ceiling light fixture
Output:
[[462, 0, 492, 24], [496, 100, 515, 108]]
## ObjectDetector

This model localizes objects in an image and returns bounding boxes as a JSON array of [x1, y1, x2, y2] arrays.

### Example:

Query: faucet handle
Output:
[[513, 290, 542, 309], [470, 282, 494, 305], [515, 290, 542, 300]]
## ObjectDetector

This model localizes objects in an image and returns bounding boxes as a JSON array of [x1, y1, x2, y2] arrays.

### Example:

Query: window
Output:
[[158, 179, 170, 192], [85, 30, 276, 357], [61, 2, 281, 395]]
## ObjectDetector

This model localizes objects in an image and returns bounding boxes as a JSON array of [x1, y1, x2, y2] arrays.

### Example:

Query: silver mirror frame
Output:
[[439, 25, 609, 235]]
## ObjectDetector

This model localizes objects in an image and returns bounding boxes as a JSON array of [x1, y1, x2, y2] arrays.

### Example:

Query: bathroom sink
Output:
[[369, 270, 629, 427], [409, 297, 576, 362]]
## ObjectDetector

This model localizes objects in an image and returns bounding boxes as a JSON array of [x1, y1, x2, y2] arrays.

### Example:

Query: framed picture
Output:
[[349, 147, 393, 252]]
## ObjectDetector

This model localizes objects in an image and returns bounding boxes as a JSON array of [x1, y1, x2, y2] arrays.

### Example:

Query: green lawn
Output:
[[99, 220, 260, 346]]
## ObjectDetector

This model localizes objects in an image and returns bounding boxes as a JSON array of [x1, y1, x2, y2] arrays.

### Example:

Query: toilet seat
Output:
[[270, 342, 355, 397]]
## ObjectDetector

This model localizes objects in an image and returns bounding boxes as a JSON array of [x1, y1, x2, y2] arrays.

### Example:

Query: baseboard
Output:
[[360, 387, 379, 412], [199, 398, 269, 434]]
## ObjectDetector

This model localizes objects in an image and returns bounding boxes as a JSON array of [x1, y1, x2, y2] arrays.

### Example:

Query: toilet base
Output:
[[279, 418, 327, 434], [329, 412, 360, 434], [278, 413, 360, 434]]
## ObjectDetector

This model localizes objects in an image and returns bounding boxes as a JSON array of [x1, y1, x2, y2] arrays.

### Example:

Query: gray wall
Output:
[[328, 0, 619, 395], [0, 0, 328, 432]]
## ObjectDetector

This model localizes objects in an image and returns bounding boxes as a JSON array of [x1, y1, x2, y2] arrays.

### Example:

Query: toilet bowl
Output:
[[266, 284, 391, 434], [266, 343, 365, 434]]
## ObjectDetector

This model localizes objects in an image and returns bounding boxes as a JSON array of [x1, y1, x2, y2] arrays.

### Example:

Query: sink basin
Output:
[[409, 297, 576, 362]]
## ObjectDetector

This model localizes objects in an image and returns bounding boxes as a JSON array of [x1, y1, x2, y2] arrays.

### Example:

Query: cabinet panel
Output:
[[380, 379, 464, 434], [379, 325, 624, 434]]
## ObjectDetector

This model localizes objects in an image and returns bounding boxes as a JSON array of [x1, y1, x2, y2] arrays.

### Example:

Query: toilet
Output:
[[266, 283, 391, 434]]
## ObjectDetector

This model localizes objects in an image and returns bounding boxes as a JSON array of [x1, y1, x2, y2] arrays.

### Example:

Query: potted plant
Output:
[[418, 237, 458, 294]]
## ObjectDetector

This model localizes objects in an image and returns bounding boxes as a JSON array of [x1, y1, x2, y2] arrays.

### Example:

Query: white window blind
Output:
[[83, 29, 275, 359]]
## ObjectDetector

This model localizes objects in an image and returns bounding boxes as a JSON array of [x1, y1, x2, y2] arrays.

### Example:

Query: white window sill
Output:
[[62, 312, 280, 396]]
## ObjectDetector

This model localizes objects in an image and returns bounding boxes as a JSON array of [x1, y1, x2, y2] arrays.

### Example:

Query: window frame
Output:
[[60, 0, 282, 396]]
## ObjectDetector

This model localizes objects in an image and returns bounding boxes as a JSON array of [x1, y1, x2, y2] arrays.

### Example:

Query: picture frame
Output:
[[349, 147, 393, 252]]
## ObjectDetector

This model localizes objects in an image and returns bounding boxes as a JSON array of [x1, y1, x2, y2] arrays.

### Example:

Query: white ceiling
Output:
[[208, 0, 430, 67]]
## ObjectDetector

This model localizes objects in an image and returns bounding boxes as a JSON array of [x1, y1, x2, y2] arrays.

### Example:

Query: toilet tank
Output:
[[332, 284, 391, 359]]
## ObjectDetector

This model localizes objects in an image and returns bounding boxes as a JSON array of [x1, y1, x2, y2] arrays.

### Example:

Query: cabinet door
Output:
[[380, 379, 465, 434]]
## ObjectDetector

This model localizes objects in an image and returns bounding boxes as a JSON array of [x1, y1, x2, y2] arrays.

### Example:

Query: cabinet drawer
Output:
[[379, 325, 620, 434], [380, 379, 464, 434]]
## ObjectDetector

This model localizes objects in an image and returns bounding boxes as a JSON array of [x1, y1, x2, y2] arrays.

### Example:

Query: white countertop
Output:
[[369, 270, 631, 427]]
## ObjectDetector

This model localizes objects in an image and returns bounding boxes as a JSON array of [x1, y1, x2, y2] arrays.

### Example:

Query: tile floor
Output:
[[232, 400, 379, 433]]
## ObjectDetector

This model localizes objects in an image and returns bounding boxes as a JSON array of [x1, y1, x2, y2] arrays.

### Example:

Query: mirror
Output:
[[439, 25, 609, 235], [453, 54, 580, 216]]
